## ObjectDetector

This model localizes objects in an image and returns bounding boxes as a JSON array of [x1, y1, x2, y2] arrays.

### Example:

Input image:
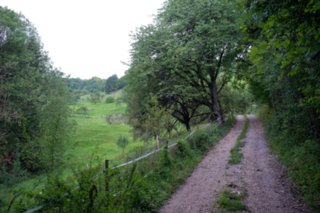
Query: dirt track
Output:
[[160, 115, 308, 213]]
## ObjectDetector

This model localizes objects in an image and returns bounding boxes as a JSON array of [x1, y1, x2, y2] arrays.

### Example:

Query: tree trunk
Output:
[[156, 134, 160, 149], [185, 121, 191, 132], [212, 83, 224, 125]]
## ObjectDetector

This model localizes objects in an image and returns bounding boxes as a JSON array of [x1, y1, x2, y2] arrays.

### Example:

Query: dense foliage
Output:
[[243, 0, 320, 210], [67, 77, 105, 97], [105, 74, 126, 94], [244, 0, 320, 142], [0, 7, 71, 177], [126, 0, 249, 137], [67, 75, 126, 102]]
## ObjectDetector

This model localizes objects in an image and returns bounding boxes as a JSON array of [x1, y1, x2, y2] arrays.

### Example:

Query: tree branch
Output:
[[215, 47, 226, 80], [218, 78, 228, 94]]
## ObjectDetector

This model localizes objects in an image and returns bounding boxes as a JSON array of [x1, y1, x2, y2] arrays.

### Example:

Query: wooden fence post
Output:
[[105, 160, 109, 194]]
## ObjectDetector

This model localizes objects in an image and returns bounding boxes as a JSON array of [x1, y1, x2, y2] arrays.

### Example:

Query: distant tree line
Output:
[[67, 77, 105, 94], [0, 7, 72, 178], [105, 74, 127, 94], [66, 75, 126, 96]]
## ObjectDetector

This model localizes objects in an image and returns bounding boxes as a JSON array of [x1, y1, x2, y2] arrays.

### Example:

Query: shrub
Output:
[[187, 129, 210, 152], [89, 93, 102, 104], [117, 136, 129, 153], [105, 97, 115, 103], [75, 106, 89, 116], [175, 141, 190, 159]]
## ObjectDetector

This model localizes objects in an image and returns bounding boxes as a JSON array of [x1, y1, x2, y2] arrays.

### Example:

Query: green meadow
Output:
[[68, 101, 143, 168], [0, 94, 145, 208]]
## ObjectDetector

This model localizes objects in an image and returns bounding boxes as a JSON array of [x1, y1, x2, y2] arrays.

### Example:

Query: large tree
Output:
[[158, 0, 243, 124], [0, 7, 72, 173], [105, 74, 119, 94], [126, 0, 243, 136]]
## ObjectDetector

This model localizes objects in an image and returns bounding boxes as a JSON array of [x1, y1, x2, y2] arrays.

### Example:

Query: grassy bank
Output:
[[259, 106, 320, 211], [13, 120, 234, 212]]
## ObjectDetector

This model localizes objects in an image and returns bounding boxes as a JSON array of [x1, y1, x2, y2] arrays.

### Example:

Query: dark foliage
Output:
[[0, 7, 71, 176]]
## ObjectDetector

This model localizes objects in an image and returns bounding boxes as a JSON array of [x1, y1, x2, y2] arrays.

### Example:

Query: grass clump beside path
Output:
[[229, 115, 249, 164], [217, 185, 248, 212]]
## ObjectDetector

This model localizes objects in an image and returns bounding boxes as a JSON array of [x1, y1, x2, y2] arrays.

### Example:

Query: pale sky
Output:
[[0, 0, 165, 79]]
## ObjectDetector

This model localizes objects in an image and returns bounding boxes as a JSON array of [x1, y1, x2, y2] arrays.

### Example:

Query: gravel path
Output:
[[160, 116, 245, 213], [160, 115, 309, 213], [241, 115, 308, 213]]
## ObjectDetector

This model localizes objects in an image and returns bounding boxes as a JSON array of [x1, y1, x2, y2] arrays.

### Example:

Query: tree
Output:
[[243, 0, 320, 141], [86, 77, 104, 93], [131, 97, 173, 148], [159, 0, 243, 124], [126, 0, 243, 134], [67, 77, 105, 94], [38, 71, 72, 171], [105, 74, 119, 94], [89, 92, 102, 104], [0, 7, 72, 173], [118, 75, 127, 90]]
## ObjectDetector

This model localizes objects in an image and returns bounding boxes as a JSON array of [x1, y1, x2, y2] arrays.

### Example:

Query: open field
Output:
[[68, 101, 143, 168], [0, 95, 145, 209]]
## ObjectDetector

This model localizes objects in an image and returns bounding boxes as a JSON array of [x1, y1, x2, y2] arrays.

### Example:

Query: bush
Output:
[[105, 96, 115, 103], [75, 106, 89, 116], [0, 160, 27, 186], [176, 141, 190, 159], [187, 129, 210, 152], [117, 136, 129, 153], [36, 164, 103, 213], [89, 93, 102, 104]]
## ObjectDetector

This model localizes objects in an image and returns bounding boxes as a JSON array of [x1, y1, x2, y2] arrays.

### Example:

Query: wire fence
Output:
[[21, 127, 201, 213]]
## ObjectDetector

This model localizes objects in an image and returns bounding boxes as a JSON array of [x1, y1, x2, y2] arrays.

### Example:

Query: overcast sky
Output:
[[1, 0, 165, 79]]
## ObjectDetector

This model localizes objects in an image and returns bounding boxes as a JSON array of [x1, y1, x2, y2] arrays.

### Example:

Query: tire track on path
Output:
[[241, 115, 309, 213]]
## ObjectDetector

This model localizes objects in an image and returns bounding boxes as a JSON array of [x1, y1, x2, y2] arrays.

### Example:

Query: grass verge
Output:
[[9, 120, 234, 212], [228, 115, 249, 164]]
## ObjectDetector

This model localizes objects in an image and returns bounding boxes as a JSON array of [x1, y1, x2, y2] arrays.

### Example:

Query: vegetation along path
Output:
[[160, 115, 309, 213]]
